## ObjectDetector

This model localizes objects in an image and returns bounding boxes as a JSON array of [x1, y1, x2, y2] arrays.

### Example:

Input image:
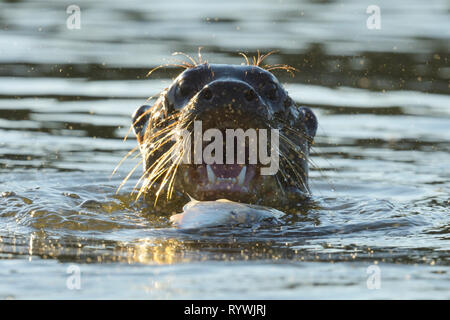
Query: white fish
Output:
[[170, 199, 285, 229]]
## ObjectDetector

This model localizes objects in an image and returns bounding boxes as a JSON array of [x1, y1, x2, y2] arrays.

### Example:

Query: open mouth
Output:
[[175, 114, 277, 201], [185, 163, 258, 199]]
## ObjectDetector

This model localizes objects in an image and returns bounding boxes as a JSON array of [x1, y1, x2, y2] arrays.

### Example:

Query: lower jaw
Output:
[[194, 190, 255, 202], [191, 180, 255, 201]]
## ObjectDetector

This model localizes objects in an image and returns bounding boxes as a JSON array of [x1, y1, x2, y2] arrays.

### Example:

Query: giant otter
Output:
[[131, 57, 317, 209]]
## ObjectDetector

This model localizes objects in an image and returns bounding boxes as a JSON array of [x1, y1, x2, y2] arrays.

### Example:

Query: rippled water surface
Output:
[[0, 0, 449, 299]]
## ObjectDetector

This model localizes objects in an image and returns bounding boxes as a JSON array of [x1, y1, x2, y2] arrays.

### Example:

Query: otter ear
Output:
[[132, 105, 151, 143], [298, 106, 317, 141]]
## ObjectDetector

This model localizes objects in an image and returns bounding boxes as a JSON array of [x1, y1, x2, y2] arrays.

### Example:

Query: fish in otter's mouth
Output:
[[130, 55, 318, 208]]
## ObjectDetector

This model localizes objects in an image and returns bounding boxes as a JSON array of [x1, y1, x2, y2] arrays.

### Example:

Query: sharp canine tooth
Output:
[[207, 165, 216, 183], [237, 166, 247, 186]]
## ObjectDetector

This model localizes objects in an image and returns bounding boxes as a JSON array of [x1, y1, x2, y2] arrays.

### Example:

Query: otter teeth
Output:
[[206, 165, 216, 184], [237, 166, 247, 186], [206, 165, 247, 186]]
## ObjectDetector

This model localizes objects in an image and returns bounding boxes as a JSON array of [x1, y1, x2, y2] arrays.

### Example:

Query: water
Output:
[[0, 0, 449, 299]]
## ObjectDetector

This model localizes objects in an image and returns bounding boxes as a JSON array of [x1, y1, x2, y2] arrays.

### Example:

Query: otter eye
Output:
[[265, 83, 278, 101], [176, 81, 195, 97]]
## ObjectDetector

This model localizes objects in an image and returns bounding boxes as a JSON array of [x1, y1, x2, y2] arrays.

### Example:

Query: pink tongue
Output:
[[210, 164, 243, 178]]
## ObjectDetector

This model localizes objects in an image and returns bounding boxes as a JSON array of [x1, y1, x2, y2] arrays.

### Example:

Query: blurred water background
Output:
[[0, 0, 449, 299]]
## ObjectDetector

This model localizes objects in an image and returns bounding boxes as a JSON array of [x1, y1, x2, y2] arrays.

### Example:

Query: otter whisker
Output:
[[137, 119, 192, 190], [160, 152, 183, 202], [139, 142, 181, 202], [238, 52, 250, 66], [122, 125, 134, 143], [275, 175, 286, 195], [172, 52, 200, 68], [279, 133, 308, 160], [143, 119, 180, 142], [279, 134, 312, 177], [264, 64, 298, 77], [245, 50, 298, 77], [144, 126, 179, 146], [279, 132, 319, 172], [144, 144, 177, 182], [136, 142, 173, 186], [197, 47, 205, 64], [146, 63, 194, 78], [166, 156, 181, 200], [268, 140, 290, 184], [280, 156, 309, 192], [145, 115, 178, 139], [276, 139, 309, 193], [273, 115, 313, 144], [116, 158, 143, 194], [281, 125, 313, 144], [152, 161, 177, 204], [144, 142, 181, 188], [132, 163, 154, 196], [146, 121, 191, 154], [136, 164, 167, 200], [255, 50, 278, 66], [141, 117, 193, 203], [258, 50, 278, 64], [112, 146, 139, 178]]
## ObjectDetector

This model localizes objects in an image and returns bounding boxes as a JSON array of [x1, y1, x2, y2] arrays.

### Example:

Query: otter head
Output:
[[132, 63, 317, 207]]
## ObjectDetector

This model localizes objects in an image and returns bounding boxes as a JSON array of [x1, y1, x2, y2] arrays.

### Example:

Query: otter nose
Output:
[[195, 80, 267, 117]]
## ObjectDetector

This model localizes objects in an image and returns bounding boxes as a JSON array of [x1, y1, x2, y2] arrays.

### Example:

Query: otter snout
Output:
[[190, 80, 270, 124]]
